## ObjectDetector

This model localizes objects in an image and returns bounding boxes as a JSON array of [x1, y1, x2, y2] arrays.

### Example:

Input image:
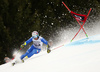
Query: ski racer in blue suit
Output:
[[20, 31, 51, 60]]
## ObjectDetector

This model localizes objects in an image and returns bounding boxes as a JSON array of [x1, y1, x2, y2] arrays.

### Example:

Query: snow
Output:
[[0, 34, 100, 72]]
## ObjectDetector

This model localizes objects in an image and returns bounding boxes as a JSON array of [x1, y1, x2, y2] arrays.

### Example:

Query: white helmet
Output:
[[32, 31, 39, 38]]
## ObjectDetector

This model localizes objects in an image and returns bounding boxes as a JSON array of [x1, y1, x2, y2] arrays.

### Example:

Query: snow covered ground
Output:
[[0, 34, 100, 72]]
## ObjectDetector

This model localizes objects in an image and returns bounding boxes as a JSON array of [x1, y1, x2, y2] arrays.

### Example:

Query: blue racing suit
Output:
[[20, 36, 48, 60]]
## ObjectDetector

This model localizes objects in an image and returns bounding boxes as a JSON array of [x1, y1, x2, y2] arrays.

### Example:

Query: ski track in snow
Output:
[[0, 34, 100, 72]]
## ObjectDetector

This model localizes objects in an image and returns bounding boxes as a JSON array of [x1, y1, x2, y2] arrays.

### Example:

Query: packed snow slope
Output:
[[0, 34, 100, 72]]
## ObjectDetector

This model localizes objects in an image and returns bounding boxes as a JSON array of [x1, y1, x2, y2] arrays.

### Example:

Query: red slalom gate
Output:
[[62, 1, 92, 42]]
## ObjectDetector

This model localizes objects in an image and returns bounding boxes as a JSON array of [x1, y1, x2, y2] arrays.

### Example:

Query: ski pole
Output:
[[12, 47, 22, 59], [52, 44, 64, 51]]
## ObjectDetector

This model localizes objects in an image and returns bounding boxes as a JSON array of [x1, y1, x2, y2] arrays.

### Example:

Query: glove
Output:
[[20, 42, 26, 48], [47, 44, 51, 53], [20, 44, 25, 48], [47, 48, 51, 53]]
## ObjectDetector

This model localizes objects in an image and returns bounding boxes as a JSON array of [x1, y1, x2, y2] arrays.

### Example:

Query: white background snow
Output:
[[0, 34, 100, 72]]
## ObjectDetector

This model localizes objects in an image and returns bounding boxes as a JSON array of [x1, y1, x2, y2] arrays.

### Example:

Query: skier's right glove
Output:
[[20, 42, 26, 48]]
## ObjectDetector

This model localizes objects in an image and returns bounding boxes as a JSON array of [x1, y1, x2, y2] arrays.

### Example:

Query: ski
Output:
[[12, 60, 24, 66]]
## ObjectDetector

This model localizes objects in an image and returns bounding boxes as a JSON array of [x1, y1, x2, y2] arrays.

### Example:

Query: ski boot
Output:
[[12, 62, 15, 66], [21, 60, 24, 63]]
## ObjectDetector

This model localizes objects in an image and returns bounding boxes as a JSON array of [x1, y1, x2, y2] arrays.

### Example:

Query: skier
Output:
[[20, 31, 51, 61]]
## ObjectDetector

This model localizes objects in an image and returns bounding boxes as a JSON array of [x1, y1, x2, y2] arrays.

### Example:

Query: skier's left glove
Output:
[[47, 44, 51, 53]]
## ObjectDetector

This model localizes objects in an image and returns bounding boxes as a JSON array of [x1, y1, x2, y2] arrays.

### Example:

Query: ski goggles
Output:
[[33, 35, 39, 38]]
